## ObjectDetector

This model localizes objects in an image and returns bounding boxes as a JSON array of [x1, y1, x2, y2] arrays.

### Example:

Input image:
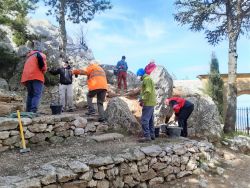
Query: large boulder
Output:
[[105, 97, 140, 134], [0, 78, 9, 90], [173, 80, 203, 96], [150, 66, 173, 125], [223, 135, 250, 154], [187, 95, 223, 142]]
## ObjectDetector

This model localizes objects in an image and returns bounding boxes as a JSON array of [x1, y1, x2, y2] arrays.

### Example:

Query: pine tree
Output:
[[207, 53, 224, 119]]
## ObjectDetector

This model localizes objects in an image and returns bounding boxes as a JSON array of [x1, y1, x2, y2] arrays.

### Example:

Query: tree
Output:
[[42, 0, 112, 59], [174, 0, 250, 133], [0, 0, 38, 45], [207, 52, 224, 118]]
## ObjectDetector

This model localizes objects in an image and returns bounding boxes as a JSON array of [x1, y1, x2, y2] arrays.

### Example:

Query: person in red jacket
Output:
[[21, 50, 47, 113], [165, 97, 194, 137]]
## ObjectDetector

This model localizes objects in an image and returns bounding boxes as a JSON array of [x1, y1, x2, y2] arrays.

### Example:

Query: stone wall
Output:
[[0, 114, 109, 152], [0, 140, 214, 188]]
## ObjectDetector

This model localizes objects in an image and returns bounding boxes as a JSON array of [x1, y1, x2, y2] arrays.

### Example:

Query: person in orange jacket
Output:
[[72, 60, 108, 122], [165, 97, 194, 137], [21, 50, 47, 113]]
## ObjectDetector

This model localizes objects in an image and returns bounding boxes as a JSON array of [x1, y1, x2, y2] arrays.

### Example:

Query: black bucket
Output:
[[50, 104, 62, 115], [155, 127, 160, 137], [167, 127, 182, 137]]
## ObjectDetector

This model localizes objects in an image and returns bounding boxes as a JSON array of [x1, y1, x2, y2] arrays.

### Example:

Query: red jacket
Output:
[[167, 97, 186, 114], [21, 50, 47, 84]]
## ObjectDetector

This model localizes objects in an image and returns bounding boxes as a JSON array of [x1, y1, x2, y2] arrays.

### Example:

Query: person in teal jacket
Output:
[[136, 68, 157, 142]]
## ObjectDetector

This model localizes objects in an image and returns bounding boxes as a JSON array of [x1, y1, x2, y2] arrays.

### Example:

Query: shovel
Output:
[[17, 110, 31, 153]]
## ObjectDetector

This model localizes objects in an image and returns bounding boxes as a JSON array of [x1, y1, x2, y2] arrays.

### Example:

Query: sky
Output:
[[30, 0, 250, 106]]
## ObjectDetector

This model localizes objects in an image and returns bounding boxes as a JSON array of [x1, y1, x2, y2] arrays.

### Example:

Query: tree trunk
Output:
[[224, 38, 238, 133], [58, 0, 67, 60]]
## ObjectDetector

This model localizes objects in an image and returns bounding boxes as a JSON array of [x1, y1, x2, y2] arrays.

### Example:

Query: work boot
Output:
[[137, 137, 151, 143]]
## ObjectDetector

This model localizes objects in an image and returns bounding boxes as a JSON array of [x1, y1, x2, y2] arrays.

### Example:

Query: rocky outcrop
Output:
[[187, 95, 223, 142], [0, 140, 214, 187], [150, 66, 173, 125], [105, 97, 141, 134]]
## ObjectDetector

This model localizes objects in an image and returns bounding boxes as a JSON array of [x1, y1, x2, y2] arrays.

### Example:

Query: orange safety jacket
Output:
[[21, 50, 47, 84], [73, 63, 108, 91]]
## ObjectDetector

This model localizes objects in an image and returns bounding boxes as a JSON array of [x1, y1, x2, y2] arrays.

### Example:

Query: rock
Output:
[[149, 177, 164, 186], [10, 130, 19, 136], [120, 163, 138, 175], [151, 162, 168, 171], [68, 161, 89, 173], [90, 133, 124, 142], [105, 97, 140, 134], [14, 178, 41, 188], [62, 180, 88, 188], [3, 135, 19, 146], [140, 168, 157, 181], [85, 123, 96, 132], [187, 95, 223, 142], [186, 159, 197, 171], [39, 164, 57, 185], [0, 118, 18, 131], [176, 171, 192, 178], [30, 133, 53, 144], [88, 180, 97, 187], [0, 78, 9, 90], [73, 117, 88, 128], [96, 124, 109, 133], [88, 156, 113, 167], [216, 167, 225, 175], [150, 66, 173, 125], [111, 177, 124, 188], [173, 80, 203, 96], [158, 166, 174, 177], [0, 146, 9, 152], [173, 145, 187, 155], [0, 131, 10, 139], [93, 171, 105, 180], [124, 175, 138, 187], [97, 180, 109, 188], [166, 174, 176, 182], [225, 136, 250, 154], [74, 128, 85, 136], [106, 167, 119, 180], [56, 168, 77, 183], [140, 145, 162, 157], [28, 124, 47, 133], [79, 170, 93, 181]]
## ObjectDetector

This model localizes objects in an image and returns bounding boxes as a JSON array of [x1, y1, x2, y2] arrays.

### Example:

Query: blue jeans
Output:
[[26, 80, 44, 113], [141, 106, 155, 138]]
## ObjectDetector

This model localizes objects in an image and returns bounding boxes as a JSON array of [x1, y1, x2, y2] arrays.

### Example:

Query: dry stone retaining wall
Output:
[[0, 114, 109, 152], [0, 140, 214, 188]]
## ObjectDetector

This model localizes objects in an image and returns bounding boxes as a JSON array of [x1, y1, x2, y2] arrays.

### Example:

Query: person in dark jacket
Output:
[[116, 56, 128, 93], [49, 61, 74, 112], [165, 97, 194, 137]]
